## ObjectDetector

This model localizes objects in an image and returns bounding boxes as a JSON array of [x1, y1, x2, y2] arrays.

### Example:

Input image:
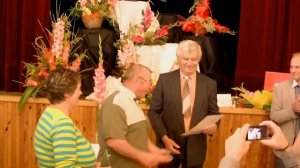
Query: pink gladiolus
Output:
[[92, 62, 106, 105], [51, 19, 65, 58], [79, 0, 87, 7]]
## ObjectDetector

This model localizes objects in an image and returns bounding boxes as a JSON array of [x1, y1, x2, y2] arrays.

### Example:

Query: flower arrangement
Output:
[[18, 15, 85, 111], [71, 0, 116, 17], [120, 6, 170, 46], [232, 83, 273, 112], [180, 0, 235, 36], [114, 6, 171, 72]]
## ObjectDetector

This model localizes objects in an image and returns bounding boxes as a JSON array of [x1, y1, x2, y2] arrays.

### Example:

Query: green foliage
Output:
[[18, 87, 36, 112]]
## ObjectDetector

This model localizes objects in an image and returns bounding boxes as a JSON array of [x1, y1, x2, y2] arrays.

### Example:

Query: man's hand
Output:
[[154, 149, 173, 164], [94, 162, 100, 168], [162, 135, 180, 155], [292, 97, 300, 112], [224, 124, 251, 161], [202, 123, 217, 135], [138, 152, 161, 168], [138, 150, 172, 168], [259, 120, 290, 151]]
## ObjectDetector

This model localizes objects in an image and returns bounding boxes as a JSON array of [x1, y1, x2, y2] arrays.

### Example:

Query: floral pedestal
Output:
[[81, 12, 103, 29], [135, 43, 178, 78]]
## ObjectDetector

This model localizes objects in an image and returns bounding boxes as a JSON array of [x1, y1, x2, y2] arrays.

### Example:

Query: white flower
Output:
[[146, 18, 160, 32], [82, 7, 92, 15]]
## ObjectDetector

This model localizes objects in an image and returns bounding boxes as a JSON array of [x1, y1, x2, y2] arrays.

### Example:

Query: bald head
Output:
[[121, 63, 151, 83], [290, 52, 300, 82], [292, 52, 300, 59]]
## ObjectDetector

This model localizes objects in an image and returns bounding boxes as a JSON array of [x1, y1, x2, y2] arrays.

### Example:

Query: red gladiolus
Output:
[[50, 63, 56, 71], [180, 0, 234, 36], [26, 79, 38, 87], [69, 58, 81, 71], [37, 71, 50, 78], [153, 26, 169, 40], [132, 35, 145, 43], [144, 7, 154, 28]]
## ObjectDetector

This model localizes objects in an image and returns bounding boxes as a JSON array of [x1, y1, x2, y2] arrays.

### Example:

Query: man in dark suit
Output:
[[149, 40, 220, 168]]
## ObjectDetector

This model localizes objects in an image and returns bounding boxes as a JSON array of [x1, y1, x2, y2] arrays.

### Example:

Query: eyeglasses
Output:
[[138, 76, 152, 85]]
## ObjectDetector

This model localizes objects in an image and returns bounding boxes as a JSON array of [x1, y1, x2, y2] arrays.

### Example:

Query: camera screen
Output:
[[246, 126, 267, 141]]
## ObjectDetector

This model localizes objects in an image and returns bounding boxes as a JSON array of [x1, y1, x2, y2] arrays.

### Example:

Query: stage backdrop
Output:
[[235, 0, 300, 90], [1, 0, 300, 92], [0, 0, 51, 91]]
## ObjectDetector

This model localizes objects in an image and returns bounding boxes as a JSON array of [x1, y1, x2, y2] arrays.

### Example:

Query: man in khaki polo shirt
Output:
[[98, 63, 172, 168]]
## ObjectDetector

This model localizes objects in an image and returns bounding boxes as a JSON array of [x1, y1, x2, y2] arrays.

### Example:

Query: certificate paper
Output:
[[182, 115, 223, 136]]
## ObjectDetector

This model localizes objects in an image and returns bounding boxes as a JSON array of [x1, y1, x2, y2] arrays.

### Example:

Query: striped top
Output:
[[34, 107, 96, 168]]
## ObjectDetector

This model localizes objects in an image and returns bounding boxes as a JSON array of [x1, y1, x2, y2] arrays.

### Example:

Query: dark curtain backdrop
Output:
[[235, 0, 300, 90], [0, 0, 51, 92], [2, 0, 300, 92]]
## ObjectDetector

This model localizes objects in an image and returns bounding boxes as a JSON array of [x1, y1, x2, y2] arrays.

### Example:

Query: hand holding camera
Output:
[[258, 121, 290, 151], [223, 120, 290, 163]]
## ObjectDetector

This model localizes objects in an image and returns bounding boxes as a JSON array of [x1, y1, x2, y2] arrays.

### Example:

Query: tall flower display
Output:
[[180, 0, 235, 36], [18, 15, 85, 111]]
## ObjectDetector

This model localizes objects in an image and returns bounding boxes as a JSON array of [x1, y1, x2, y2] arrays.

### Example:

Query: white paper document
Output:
[[217, 94, 233, 107], [182, 115, 223, 136]]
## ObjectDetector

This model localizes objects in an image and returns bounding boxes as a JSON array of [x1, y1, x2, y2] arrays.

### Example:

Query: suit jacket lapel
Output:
[[190, 73, 205, 128], [171, 70, 185, 130], [288, 80, 296, 103]]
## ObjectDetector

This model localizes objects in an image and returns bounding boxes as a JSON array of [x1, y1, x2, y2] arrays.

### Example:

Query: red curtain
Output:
[[235, 0, 300, 90], [0, 0, 51, 91]]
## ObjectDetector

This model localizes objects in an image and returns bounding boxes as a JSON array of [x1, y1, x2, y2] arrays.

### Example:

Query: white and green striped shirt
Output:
[[34, 107, 96, 168]]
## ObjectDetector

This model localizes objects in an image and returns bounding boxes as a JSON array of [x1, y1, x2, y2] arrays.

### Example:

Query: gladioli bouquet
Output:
[[232, 83, 273, 112], [180, 0, 235, 36], [119, 6, 170, 46], [18, 15, 86, 111]]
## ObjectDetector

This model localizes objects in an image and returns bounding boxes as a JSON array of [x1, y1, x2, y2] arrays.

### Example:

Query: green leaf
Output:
[[31, 86, 42, 97], [18, 87, 36, 112], [100, 149, 111, 166]]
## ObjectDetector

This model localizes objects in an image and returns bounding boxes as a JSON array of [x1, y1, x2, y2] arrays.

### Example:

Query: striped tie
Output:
[[182, 76, 191, 118]]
